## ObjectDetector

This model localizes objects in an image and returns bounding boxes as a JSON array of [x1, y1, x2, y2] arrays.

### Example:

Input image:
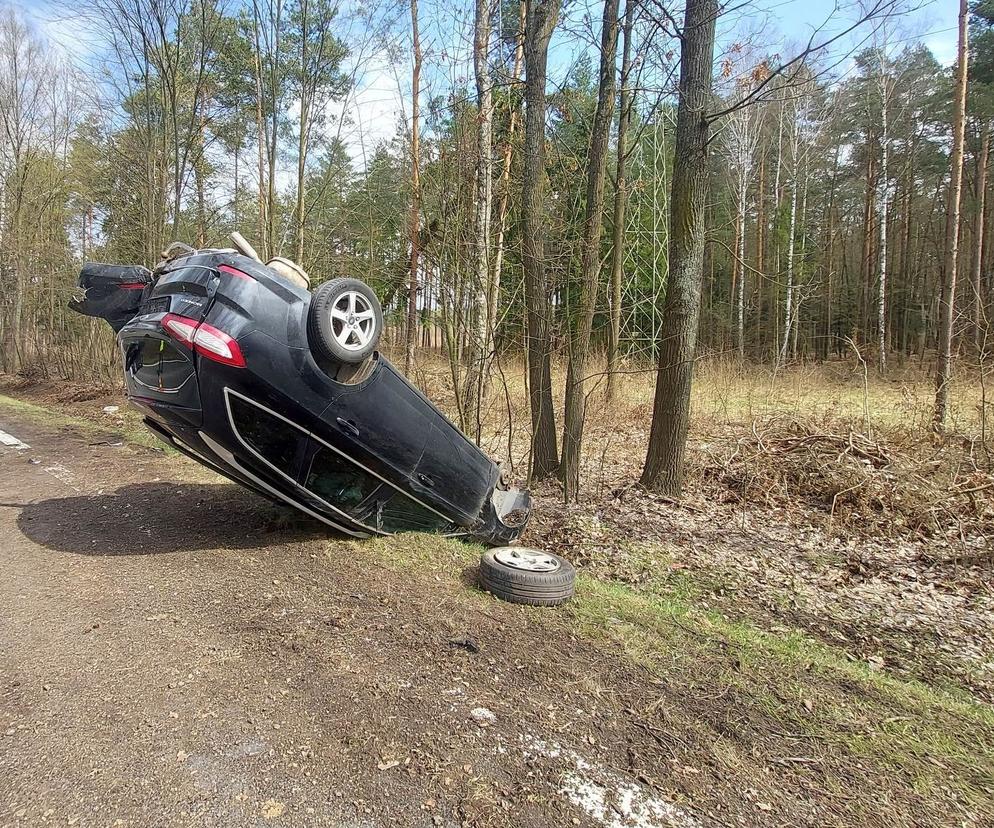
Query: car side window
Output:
[[229, 396, 302, 474], [376, 493, 454, 534], [305, 447, 379, 510]]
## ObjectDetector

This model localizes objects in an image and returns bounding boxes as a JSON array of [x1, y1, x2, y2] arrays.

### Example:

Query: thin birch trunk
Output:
[[405, 0, 422, 376], [737, 175, 747, 360], [463, 0, 494, 440], [606, 0, 635, 399], [252, 20, 267, 256], [934, 0, 969, 429], [973, 123, 990, 352], [778, 149, 798, 367], [876, 51, 890, 373]]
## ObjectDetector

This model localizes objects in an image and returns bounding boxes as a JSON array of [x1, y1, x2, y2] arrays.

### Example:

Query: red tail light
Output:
[[218, 264, 253, 281], [161, 313, 246, 367]]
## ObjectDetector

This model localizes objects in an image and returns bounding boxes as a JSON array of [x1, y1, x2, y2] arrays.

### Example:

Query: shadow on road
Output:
[[14, 481, 330, 555]]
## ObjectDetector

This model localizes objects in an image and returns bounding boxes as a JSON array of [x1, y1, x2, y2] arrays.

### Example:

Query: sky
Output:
[[9, 0, 963, 169]]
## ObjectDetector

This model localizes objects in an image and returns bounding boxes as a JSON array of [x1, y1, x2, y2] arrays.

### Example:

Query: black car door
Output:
[[69, 263, 153, 332], [319, 360, 432, 478]]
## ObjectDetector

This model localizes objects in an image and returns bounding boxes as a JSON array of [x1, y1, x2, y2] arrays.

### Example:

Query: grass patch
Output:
[[358, 533, 994, 815], [0, 392, 173, 452], [574, 576, 994, 810]]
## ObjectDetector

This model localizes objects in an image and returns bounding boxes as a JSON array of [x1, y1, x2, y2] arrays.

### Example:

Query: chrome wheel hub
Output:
[[494, 547, 560, 573], [329, 291, 375, 351]]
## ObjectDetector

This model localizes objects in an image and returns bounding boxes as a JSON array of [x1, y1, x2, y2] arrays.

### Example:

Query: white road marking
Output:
[[0, 428, 30, 450], [42, 463, 81, 492]]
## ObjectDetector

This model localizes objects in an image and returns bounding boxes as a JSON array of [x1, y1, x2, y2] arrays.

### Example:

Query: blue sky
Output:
[[10, 0, 961, 167], [767, 0, 959, 65]]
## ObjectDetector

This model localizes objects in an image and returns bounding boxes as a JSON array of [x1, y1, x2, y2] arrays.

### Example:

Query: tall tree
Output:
[[725, 73, 760, 362], [291, 0, 349, 264], [464, 0, 495, 440], [490, 1, 526, 332], [606, 0, 636, 399], [405, 0, 423, 376], [875, 39, 892, 372], [561, 0, 620, 499], [972, 123, 991, 350], [521, 0, 561, 479], [934, 0, 970, 429], [640, 0, 718, 494]]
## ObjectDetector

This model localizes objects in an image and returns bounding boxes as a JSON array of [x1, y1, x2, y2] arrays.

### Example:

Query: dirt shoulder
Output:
[[1, 393, 992, 828]]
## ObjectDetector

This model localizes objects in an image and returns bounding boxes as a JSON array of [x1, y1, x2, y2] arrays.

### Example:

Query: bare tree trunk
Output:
[[771, 95, 784, 357], [463, 0, 494, 440], [778, 152, 798, 366], [296, 0, 310, 264], [934, 0, 969, 429], [726, 88, 755, 362], [405, 0, 423, 376], [860, 149, 876, 346], [876, 50, 890, 373], [973, 123, 990, 352], [252, 24, 267, 256], [736, 178, 746, 360], [755, 151, 765, 359], [823, 143, 840, 360], [640, 0, 718, 495], [606, 0, 635, 400], [521, 0, 561, 479], [195, 93, 207, 247], [490, 0, 526, 322], [561, 0, 620, 499]]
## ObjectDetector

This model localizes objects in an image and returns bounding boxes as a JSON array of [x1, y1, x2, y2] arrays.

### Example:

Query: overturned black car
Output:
[[70, 237, 531, 545]]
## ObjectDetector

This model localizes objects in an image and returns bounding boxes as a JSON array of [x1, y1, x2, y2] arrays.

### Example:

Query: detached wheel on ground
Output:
[[308, 277, 383, 365], [479, 547, 575, 607]]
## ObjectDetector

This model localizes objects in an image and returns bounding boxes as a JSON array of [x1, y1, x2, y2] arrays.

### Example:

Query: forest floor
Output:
[[0, 359, 992, 828]]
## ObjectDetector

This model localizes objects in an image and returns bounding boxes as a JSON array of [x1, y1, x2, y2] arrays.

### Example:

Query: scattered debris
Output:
[[470, 707, 496, 727]]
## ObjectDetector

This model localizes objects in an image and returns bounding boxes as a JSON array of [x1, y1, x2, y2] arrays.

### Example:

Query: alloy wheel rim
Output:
[[329, 291, 376, 351], [493, 547, 561, 573]]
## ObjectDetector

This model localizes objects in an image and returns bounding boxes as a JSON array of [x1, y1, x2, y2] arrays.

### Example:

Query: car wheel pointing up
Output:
[[308, 277, 383, 365], [479, 547, 575, 607]]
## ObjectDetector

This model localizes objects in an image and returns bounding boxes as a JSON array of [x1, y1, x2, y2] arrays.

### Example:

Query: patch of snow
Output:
[[522, 735, 701, 828]]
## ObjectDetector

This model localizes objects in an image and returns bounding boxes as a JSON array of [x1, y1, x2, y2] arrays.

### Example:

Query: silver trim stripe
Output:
[[198, 431, 370, 539], [222, 387, 453, 527], [220, 392, 384, 536]]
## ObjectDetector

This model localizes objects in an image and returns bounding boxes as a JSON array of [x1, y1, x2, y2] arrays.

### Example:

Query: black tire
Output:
[[479, 547, 575, 607], [307, 277, 383, 365]]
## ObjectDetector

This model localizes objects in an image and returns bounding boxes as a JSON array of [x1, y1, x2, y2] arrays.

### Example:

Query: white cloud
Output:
[[328, 53, 408, 169]]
